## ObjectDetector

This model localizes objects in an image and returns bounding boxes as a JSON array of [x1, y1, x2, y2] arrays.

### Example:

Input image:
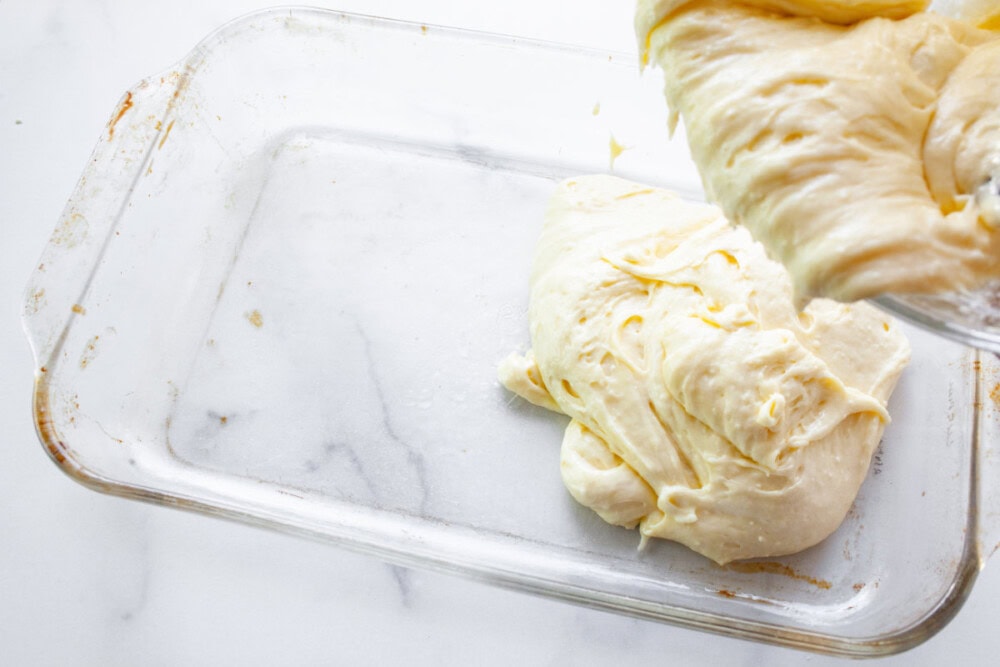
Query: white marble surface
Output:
[[2, 1, 1000, 664]]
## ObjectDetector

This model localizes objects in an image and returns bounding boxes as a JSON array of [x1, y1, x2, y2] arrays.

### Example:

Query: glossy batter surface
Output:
[[639, 0, 1000, 301], [500, 176, 910, 563]]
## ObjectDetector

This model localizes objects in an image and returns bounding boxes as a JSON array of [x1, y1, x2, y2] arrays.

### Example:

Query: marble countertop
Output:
[[2, 1, 999, 664]]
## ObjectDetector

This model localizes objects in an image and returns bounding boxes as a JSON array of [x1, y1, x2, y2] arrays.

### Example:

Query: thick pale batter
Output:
[[638, 0, 1000, 302], [932, 0, 1000, 29], [499, 175, 909, 564]]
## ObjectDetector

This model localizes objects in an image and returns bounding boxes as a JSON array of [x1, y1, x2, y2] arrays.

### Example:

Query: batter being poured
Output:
[[637, 0, 1000, 302]]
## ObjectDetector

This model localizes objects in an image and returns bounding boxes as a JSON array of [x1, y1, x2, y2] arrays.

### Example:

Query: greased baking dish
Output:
[[22, 7, 1000, 657]]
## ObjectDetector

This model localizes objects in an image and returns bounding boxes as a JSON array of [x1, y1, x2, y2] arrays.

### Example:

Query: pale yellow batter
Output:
[[499, 175, 909, 564], [638, 0, 1000, 302], [933, 0, 1000, 29]]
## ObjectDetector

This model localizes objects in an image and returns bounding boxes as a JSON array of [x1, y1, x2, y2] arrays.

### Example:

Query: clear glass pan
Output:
[[22, 7, 1000, 657]]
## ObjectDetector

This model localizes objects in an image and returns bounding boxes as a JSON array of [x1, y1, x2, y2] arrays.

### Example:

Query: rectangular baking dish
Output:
[[23, 7, 1000, 657]]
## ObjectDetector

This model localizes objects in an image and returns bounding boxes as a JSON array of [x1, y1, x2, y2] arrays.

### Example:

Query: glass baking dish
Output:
[[22, 7, 1000, 657]]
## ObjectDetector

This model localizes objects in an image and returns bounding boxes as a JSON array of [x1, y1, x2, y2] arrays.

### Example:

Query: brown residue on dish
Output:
[[27, 288, 46, 314], [420, 25, 428, 34], [158, 119, 175, 150], [717, 589, 736, 598], [989, 383, 1000, 407], [79, 335, 100, 369], [246, 310, 263, 328], [853, 582, 865, 592], [219, 415, 228, 425], [108, 91, 134, 139], [52, 212, 88, 247], [34, 386, 68, 466], [726, 561, 832, 590], [71, 304, 86, 315]]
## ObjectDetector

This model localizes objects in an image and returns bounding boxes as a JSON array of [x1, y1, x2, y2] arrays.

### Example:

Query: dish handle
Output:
[[978, 351, 1000, 568], [21, 72, 182, 370]]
